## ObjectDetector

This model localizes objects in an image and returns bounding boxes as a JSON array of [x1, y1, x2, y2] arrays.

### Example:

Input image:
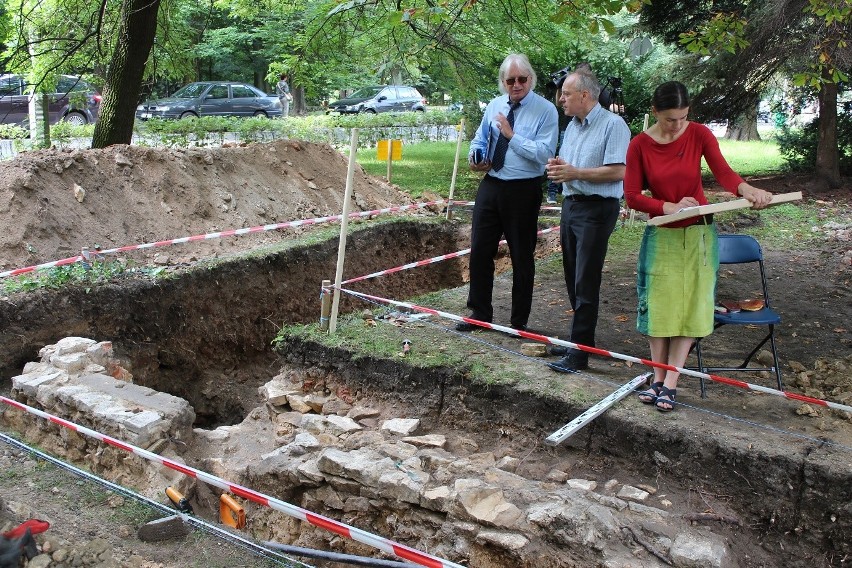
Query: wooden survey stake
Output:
[[646, 191, 802, 226]]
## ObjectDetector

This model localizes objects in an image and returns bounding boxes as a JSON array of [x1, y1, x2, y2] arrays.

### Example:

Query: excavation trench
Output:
[[1, 220, 849, 568]]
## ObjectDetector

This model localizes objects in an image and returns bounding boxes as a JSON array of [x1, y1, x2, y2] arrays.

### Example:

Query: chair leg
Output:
[[767, 324, 783, 391], [695, 338, 707, 398], [737, 332, 772, 370]]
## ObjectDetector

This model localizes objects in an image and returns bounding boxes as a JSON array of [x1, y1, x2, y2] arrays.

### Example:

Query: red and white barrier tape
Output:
[[342, 226, 559, 285], [0, 396, 465, 568], [0, 200, 453, 280], [337, 288, 852, 415]]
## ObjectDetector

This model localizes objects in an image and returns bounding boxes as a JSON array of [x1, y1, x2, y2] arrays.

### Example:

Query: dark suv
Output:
[[0, 74, 101, 126], [327, 85, 426, 114]]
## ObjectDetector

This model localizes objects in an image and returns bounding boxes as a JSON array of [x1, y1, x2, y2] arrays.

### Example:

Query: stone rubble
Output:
[[3, 338, 743, 568], [9, 337, 195, 450]]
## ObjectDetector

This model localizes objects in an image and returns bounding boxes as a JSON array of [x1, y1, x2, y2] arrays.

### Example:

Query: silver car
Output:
[[136, 81, 282, 120], [327, 85, 427, 114]]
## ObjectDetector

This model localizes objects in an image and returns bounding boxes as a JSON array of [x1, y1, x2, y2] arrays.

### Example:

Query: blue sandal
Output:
[[638, 382, 663, 404], [655, 386, 677, 413]]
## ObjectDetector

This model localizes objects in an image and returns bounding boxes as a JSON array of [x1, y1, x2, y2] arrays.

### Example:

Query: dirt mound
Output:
[[0, 140, 412, 271]]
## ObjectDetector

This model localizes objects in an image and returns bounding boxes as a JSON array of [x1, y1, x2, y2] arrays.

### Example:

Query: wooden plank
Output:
[[545, 373, 651, 446], [646, 191, 803, 226]]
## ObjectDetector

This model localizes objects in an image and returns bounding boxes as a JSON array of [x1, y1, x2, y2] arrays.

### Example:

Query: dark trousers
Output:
[[467, 175, 543, 328], [560, 197, 620, 351]]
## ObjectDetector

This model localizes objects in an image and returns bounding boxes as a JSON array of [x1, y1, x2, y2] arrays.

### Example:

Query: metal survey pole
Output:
[[446, 119, 465, 220], [545, 373, 651, 445], [329, 128, 359, 334]]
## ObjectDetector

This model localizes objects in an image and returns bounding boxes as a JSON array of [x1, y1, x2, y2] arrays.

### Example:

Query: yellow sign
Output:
[[377, 139, 402, 160]]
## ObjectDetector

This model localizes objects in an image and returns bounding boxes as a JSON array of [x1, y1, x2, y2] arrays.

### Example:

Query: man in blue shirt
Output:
[[545, 68, 631, 372], [458, 53, 559, 332]]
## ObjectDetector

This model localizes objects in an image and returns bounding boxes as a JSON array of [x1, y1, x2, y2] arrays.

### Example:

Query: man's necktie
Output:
[[490, 102, 520, 172]]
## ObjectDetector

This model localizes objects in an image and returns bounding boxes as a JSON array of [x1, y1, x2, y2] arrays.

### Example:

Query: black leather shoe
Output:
[[547, 353, 589, 373], [550, 345, 569, 356], [455, 321, 476, 332]]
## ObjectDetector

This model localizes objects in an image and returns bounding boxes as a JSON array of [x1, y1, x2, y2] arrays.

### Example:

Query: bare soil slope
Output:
[[0, 140, 411, 271]]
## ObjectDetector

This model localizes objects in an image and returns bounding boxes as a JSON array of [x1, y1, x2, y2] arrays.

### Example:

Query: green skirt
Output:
[[637, 224, 719, 338]]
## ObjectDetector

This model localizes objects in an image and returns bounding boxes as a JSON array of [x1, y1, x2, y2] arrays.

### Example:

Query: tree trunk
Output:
[[815, 80, 840, 189], [293, 86, 306, 115], [91, 0, 161, 149], [725, 101, 761, 141]]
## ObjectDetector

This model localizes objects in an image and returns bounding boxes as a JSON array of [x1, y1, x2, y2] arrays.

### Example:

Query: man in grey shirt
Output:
[[545, 68, 630, 371]]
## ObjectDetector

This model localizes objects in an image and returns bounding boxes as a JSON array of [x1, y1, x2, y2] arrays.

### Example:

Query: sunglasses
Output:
[[504, 76, 529, 86]]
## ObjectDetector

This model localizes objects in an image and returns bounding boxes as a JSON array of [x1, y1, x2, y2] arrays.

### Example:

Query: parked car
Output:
[[0, 74, 101, 126], [327, 85, 426, 114], [135, 81, 282, 120]]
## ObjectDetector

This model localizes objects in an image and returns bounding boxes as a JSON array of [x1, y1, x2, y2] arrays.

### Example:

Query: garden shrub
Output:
[[776, 109, 852, 175]]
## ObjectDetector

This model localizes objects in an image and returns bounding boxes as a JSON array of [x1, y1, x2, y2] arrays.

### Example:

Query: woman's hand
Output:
[[739, 184, 773, 209], [662, 196, 699, 215]]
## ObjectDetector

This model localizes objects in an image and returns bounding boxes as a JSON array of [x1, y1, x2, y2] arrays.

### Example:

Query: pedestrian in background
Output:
[[546, 67, 630, 373], [459, 53, 559, 332], [624, 80, 773, 411], [276, 73, 292, 118]]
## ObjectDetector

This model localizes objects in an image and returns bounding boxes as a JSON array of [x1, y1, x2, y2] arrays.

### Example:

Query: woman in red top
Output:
[[624, 81, 773, 412]]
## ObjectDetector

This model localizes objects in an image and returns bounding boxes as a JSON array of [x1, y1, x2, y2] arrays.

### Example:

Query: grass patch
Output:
[[356, 141, 480, 201], [1, 260, 148, 294], [275, 298, 533, 388], [711, 139, 783, 177], [356, 138, 786, 203], [714, 202, 823, 247]]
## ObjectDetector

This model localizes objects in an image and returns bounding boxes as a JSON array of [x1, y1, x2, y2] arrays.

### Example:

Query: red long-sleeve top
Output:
[[624, 122, 744, 228]]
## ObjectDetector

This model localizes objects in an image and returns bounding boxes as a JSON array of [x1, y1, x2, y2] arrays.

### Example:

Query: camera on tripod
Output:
[[548, 66, 572, 89], [548, 64, 625, 116]]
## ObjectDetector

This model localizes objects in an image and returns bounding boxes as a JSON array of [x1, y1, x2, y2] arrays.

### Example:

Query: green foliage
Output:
[[133, 110, 463, 148], [791, 0, 851, 88], [678, 13, 749, 55], [1, 0, 115, 88], [776, 111, 852, 175], [0, 124, 28, 139], [50, 122, 95, 148], [1, 260, 143, 294]]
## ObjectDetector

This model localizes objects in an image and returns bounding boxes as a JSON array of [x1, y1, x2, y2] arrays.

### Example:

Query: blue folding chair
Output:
[[694, 234, 783, 397]]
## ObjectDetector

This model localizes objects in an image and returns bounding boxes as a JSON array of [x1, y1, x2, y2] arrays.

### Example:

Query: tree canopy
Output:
[[0, 0, 847, 187], [639, 0, 850, 186]]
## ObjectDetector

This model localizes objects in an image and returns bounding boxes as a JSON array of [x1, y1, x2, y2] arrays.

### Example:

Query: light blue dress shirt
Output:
[[469, 92, 559, 180], [559, 104, 631, 199]]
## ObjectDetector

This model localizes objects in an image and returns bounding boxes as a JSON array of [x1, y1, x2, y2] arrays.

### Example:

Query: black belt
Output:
[[484, 174, 544, 185], [684, 213, 714, 226], [564, 193, 616, 202]]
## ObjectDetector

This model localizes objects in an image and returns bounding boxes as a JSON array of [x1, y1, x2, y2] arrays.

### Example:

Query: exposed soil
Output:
[[0, 141, 851, 567], [0, 140, 414, 272]]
